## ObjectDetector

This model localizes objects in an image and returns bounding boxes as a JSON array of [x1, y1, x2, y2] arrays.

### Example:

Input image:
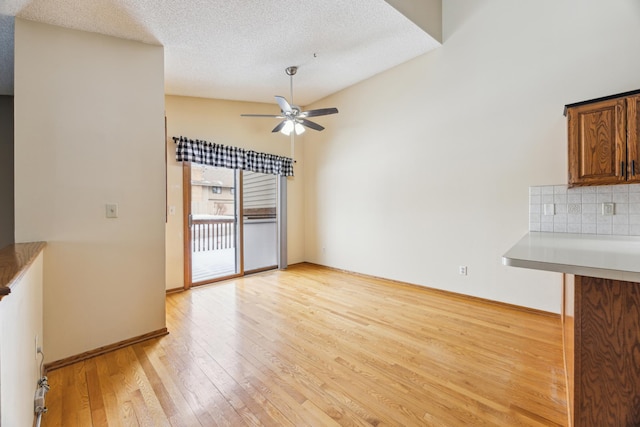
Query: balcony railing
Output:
[[192, 218, 235, 252]]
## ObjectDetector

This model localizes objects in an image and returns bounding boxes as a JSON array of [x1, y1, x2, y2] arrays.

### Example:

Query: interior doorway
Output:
[[183, 163, 281, 287]]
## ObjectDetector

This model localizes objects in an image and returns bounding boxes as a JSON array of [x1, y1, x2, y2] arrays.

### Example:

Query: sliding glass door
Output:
[[184, 163, 281, 287], [187, 164, 240, 284], [243, 171, 278, 273]]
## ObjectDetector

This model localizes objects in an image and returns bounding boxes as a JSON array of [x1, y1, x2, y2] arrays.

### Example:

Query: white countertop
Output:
[[502, 232, 640, 282]]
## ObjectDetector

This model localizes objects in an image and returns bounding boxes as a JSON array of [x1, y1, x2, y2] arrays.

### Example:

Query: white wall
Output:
[[384, 0, 442, 42], [0, 252, 44, 427], [165, 95, 305, 290], [303, 0, 640, 313], [14, 20, 166, 362]]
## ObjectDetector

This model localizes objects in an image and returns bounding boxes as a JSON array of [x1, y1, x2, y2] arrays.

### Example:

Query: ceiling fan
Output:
[[241, 66, 339, 136]]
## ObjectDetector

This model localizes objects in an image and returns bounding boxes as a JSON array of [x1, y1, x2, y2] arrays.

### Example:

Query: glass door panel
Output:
[[243, 171, 278, 273], [189, 164, 240, 284]]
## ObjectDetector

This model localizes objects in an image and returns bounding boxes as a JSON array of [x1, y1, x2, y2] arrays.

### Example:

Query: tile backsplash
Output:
[[529, 184, 640, 236]]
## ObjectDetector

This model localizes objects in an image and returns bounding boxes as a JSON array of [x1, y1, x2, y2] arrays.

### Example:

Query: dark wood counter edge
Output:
[[0, 242, 47, 301]]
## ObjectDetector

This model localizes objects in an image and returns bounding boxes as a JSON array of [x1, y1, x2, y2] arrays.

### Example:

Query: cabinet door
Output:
[[568, 98, 626, 186], [573, 276, 640, 426], [627, 95, 640, 183]]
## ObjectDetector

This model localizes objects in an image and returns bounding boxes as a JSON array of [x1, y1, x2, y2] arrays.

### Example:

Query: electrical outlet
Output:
[[602, 203, 615, 216], [543, 204, 555, 215], [459, 265, 468, 276]]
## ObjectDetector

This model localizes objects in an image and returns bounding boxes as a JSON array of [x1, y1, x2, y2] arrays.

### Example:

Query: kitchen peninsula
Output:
[[504, 232, 640, 426]]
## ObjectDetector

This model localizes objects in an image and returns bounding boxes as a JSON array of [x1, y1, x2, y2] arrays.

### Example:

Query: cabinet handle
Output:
[[622, 161, 625, 178], [633, 160, 637, 177]]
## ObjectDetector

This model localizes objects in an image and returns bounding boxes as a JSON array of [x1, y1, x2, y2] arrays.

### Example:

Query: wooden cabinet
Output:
[[563, 274, 640, 426], [566, 90, 640, 187]]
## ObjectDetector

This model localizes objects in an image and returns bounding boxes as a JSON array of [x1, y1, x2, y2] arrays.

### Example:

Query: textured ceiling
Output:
[[0, 0, 440, 105]]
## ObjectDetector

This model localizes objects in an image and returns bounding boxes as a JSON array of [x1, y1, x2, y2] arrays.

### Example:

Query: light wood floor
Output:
[[42, 263, 567, 426]]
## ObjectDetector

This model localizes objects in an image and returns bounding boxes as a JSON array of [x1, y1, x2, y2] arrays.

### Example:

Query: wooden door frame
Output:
[[182, 162, 192, 290]]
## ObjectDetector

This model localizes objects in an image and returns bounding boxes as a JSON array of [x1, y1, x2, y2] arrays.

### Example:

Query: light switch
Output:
[[106, 203, 118, 218]]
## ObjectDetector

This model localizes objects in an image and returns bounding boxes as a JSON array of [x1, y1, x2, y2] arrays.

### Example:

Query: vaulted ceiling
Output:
[[0, 0, 441, 105]]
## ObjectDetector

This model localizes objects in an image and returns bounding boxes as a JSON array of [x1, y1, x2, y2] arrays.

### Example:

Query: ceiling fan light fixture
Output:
[[280, 120, 294, 136], [242, 66, 338, 145], [294, 122, 306, 135], [280, 120, 306, 136]]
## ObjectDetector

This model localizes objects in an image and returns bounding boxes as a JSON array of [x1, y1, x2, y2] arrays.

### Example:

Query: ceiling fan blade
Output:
[[275, 96, 293, 114], [272, 120, 287, 133], [240, 114, 284, 118], [299, 119, 325, 131], [300, 107, 339, 118]]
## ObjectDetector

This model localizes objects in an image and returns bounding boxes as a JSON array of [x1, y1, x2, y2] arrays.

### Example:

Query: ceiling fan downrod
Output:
[[285, 66, 298, 161], [286, 66, 297, 106]]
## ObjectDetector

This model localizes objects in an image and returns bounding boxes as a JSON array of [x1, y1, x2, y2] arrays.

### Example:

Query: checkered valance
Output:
[[173, 136, 294, 177]]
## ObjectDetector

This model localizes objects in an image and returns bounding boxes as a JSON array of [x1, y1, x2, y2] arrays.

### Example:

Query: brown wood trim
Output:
[[166, 287, 184, 294], [182, 162, 192, 290], [244, 265, 278, 275], [285, 261, 305, 268], [191, 266, 280, 288], [303, 262, 560, 318], [191, 272, 244, 287], [44, 327, 169, 373], [0, 242, 46, 301]]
